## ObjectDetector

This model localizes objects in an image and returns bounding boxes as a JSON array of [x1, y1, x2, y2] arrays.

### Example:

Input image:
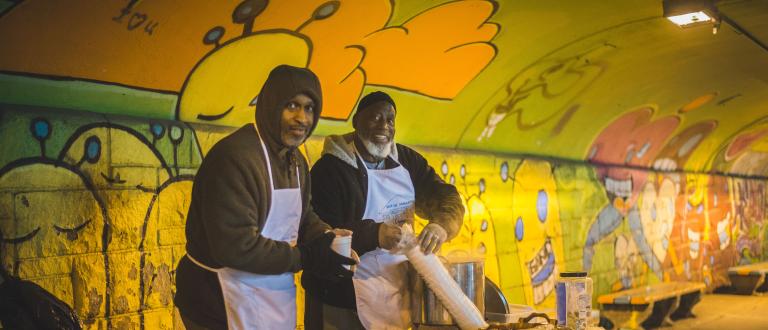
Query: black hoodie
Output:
[[175, 65, 330, 328]]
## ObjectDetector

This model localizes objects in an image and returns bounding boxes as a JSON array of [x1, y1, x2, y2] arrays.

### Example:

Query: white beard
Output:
[[357, 132, 393, 160]]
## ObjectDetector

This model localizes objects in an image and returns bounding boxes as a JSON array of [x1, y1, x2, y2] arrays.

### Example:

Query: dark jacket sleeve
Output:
[[399, 145, 464, 239], [298, 155, 332, 244], [197, 149, 302, 274], [310, 155, 381, 256]]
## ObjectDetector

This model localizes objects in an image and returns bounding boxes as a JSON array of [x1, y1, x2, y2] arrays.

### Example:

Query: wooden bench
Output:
[[728, 261, 768, 295], [598, 282, 705, 330]]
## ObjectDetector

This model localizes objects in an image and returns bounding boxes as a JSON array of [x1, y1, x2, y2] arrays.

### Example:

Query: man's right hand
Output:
[[378, 222, 403, 250], [299, 232, 356, 281]]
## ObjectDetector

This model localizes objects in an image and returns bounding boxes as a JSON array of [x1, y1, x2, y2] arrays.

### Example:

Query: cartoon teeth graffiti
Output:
[[653, 121, 718, 173], [587, 108, 680, 207], [704, 176, 739, 287], [687, 227, 702, 259], [653, 121, 718, 281], [681, 174, 714, 284], [527, 237, 557, 304], [583, 107, 680, 271], [511, 160, 564, 306]]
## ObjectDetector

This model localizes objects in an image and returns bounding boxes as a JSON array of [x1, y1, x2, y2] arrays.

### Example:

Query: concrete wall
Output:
[[2, 105, 766, 329]]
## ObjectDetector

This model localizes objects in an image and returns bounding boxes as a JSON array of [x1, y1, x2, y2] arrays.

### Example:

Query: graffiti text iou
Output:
[[112, 0, 158, 36]]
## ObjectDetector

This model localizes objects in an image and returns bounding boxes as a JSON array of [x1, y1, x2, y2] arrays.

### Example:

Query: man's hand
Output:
[[299, 232, 356, 281], [418, 223, 447, 255], [330, 228, 353, 237], [378, 222, 402, 250]]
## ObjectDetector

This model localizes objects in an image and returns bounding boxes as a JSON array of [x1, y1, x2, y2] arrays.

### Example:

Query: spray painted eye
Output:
[[479, 179, 486, 194], [31, 118, 51, 141], [536, 190, 548, 223], [313, 1, 340, 20], [441, 161, 449, 176], [84, 136, 101, 164], [500, 161, 509, 182], [515, 216, 524, 241], [169, 125, 184, 144], [460, 164, 466, 178], [233, 0, 268, 24], [203, 26, 225, 46], [449, 174, 456, 185], [150, 123, 165, 139], [480, 219, 488, 232]]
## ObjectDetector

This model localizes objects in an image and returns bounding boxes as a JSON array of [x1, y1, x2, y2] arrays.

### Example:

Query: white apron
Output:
[[188, 124, 302, 330], [353, 153, 416, 330]]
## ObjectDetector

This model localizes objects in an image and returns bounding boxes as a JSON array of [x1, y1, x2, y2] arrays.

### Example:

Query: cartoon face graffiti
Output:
[[0, 163, 106, 257], [177, 0, 498, 125], [0, 162, 109, 320], [703, 176, 733, 252], [683, 174, 709, 260], [653, 121, 718, 172], [587, 107, 680, 210], [511, 160, 564, 306], [637, 177, 677, 265]]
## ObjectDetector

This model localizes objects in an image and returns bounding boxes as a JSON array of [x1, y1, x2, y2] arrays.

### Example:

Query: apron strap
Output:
[[186, 253, 220, 273]]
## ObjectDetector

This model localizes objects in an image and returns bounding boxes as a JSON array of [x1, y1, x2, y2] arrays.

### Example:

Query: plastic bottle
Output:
[[555, 271, 593, 330]]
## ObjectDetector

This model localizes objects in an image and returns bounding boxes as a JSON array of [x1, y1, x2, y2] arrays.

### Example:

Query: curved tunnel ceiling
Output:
[[0, 0, 766, 177]]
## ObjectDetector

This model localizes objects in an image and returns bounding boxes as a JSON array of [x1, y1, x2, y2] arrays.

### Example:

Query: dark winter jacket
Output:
[[301, 133, 464, 309], [175, 65, 330, 329]]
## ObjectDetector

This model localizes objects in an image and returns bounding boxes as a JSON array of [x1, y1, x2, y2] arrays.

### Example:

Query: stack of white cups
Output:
[[399, 225, 488, 330]]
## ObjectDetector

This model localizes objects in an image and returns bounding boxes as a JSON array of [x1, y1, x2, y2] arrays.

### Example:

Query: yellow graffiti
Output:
[[0, 0, 497, 122], [178, 32, 310, 126], [510, 160, 565, 308], [0, 163, 108, 321], [183, 0, 498, 121]]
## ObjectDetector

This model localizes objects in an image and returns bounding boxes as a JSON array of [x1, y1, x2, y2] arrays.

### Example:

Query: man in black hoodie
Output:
[[175, 65, 355, 330], [303, 91, 465, 329]]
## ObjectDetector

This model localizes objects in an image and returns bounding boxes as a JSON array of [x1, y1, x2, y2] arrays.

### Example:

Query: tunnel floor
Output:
[[663, 293, 768, 329]]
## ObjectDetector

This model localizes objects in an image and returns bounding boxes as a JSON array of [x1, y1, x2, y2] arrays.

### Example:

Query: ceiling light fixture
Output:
[[663, 0, 717, 28], [663, 0, 768, 52]]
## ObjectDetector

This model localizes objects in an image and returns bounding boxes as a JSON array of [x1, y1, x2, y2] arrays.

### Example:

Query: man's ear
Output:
[[351, 113, 359, 130]]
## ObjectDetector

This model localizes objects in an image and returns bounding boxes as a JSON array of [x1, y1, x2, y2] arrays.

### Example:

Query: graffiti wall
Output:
[[2, 105, 767, 329], [2, 0, 768, 329]]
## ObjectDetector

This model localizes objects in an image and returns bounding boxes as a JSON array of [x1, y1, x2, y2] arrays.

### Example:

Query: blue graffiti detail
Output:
[[537, 189, 548, 222]]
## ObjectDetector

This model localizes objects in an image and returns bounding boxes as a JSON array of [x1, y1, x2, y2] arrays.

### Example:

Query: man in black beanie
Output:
[[175, 65, 355, 330], [303, 91, 464, 329]]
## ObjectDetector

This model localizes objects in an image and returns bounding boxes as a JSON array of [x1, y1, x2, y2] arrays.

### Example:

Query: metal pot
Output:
[[410, 254, 485, 326]]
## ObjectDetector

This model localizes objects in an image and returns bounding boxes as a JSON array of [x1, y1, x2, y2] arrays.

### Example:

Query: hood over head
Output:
[[254, 65, 322, 151]]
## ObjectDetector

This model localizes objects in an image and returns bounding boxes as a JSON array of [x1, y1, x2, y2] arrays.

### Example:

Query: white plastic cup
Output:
[[331, 235, 352, 270]]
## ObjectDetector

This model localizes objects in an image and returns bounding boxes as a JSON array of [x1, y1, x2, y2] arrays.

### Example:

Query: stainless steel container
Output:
[[410, 254, 485, 326]]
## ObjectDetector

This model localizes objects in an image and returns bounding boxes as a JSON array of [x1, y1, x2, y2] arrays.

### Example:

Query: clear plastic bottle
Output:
[[555, 271, 593, 330]]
